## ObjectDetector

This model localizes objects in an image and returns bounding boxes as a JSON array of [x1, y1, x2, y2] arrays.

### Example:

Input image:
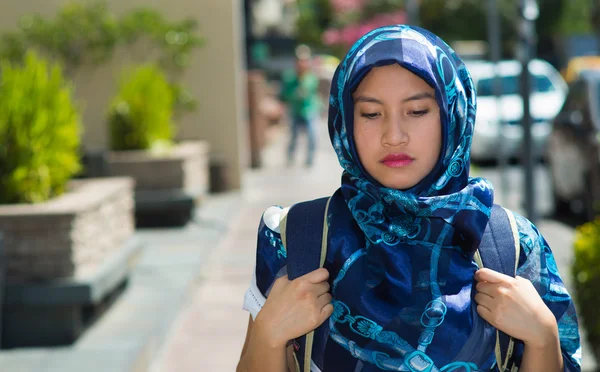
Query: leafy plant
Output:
[[312, 0, 594, 60], [108, 64, 175, 151], [119, 8, 204, 74], [0, 51, 81, 204], [557, 0, 595, 36], [118, 8, 203, 116], [0, 2, 120, 76], [0, 2, 202, 115], [296, 0, 335, 50], [572, 217, 600, 361]]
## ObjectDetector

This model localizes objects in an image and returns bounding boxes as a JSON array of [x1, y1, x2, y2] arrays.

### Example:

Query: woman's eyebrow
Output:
[[353, 95, 383, 105], [354, 92, 435, 104], [403, 92, 436, 102]]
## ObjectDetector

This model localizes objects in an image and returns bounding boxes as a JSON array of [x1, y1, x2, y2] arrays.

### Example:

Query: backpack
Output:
[[280, 196, 521, 372]]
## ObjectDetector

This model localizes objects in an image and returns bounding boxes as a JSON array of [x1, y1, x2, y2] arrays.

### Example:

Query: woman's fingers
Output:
[[476, 304, 493, 322], [304, 268, 330, 284], [474, 292, 495, 310], [321, 303, 334, 318], [475, 268, 511, 284], [317, 292, 333, 309], [313, 281, 330, 296], [475, 281, 495, 297], [318, 292, 334, 318]]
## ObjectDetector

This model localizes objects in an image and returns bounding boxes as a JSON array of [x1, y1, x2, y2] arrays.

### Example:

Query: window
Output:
[[477, 74, 556, 96]]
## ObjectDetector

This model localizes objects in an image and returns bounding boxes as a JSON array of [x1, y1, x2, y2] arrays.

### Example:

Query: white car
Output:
[[467, 59, 568, 162]]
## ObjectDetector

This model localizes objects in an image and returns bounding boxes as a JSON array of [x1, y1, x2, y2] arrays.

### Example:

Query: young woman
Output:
[[237, 25, 581, 372]]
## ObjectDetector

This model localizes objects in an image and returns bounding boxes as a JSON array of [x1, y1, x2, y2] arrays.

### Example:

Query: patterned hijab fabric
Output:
[[318, 25, 502, 371], [328, 25, 494, 253], [313, 25, 581, 371]]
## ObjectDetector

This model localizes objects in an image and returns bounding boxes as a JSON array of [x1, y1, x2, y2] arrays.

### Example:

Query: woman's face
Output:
[[353, 64, 442, 190]]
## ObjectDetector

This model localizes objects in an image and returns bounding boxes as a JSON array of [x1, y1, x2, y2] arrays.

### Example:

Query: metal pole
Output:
[[594, 2, 600, 51], [406, 0, 420, 26], [486, 0, 508, 204], [518, 0, 539, 223], [243, 0, 255, 69]]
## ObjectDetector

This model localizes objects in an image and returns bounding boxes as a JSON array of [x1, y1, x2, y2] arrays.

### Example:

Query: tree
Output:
[[0, 2, 204, 115], [556, 0, 594, 35], [296, 0, 335, 50], [295, 0, 595, 62]]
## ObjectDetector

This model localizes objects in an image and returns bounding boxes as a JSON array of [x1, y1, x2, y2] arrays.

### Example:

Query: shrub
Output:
[[0, 3, 202, 116], [0, 2, 120, 75], [572, 217, 600, 360], [108, 64, 174, 151], [0, 51, 81, 204]]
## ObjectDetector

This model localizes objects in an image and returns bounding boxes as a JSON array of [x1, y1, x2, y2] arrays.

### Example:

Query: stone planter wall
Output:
[[107, 141, 209, 196], [0, 178, 135, 282]]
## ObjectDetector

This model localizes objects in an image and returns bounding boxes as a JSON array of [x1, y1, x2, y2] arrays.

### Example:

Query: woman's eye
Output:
[[361, 112, 380, 120], [409, 109, 429, 117]]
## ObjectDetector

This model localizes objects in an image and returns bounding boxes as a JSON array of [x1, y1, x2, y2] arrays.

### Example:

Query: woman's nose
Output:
[[382, 118, 409, 147]]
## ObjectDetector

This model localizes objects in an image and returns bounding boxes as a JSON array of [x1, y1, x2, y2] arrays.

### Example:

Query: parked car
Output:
[[548, 70, 600, 220], [467, 59, 568, 162]]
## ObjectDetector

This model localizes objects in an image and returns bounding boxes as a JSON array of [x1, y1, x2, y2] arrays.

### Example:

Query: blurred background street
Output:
[[0, 0, 598, 371]]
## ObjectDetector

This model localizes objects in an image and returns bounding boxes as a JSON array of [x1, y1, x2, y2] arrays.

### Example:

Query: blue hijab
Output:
[[329, 25, 494, 254], [320, 25, 497, 371]]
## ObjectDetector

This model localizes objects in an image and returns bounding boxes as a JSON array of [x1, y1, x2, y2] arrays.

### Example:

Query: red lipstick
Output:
[[381, 153, 414, 168]]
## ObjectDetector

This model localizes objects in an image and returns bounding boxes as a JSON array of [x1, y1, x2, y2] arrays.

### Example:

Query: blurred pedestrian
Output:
[[280, 44, 320, 167]]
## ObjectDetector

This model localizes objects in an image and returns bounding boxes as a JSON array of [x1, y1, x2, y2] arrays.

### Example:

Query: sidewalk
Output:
[[151, 122, 595, 371], [150, 122, 342, 371]]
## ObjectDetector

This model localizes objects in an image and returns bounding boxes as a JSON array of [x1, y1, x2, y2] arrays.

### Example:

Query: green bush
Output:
[[572, 217, 600, 360], [0, 2, 120, 75], [0, 2, 203, 76], [108, 64, 174, 151], [0, 51, 81, 204], [0, 2, 202, 116], [119, 8, 204, 72]]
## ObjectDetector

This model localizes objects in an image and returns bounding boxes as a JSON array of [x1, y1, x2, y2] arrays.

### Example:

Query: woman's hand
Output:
[[474, 268, 558, 349], [254, 268, 334, 349]]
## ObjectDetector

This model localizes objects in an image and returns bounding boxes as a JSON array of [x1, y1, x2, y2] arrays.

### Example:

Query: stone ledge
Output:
[[134, 189, 197, 228], [0, 178, 135, 281], [0, 191, 242, 371], [4, 237, 142, 305], [108, 141, 209, 163], [107, 141, 210, 194], [0, 178, 134, 217], [1, 237, 143, 349]]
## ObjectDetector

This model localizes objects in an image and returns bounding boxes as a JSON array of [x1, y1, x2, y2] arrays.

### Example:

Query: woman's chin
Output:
[[378, 177, 419, 191]]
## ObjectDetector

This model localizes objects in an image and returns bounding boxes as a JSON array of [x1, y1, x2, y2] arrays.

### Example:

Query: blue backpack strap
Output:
[[475, 204, 521, 371], [284, 197, 330, 280], [281, 196, 331, 372]]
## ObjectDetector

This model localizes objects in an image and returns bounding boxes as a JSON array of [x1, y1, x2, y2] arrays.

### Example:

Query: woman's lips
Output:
[[381, 153, 414, 168]]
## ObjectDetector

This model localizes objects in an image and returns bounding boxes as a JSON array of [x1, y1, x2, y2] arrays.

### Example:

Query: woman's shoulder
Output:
[[502, 208, 563, 279], [260, 196, 338, 233], [253, 205, 291, 296], [502, 208, 544, 255]]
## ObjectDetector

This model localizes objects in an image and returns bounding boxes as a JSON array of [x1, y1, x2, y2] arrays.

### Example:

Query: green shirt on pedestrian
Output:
[[280, 69, 320, 120]]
